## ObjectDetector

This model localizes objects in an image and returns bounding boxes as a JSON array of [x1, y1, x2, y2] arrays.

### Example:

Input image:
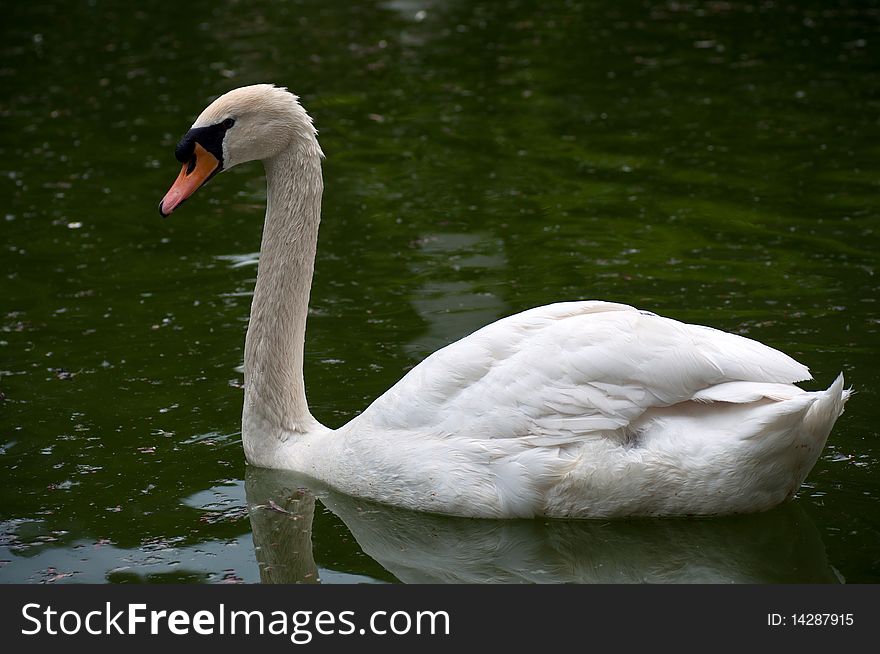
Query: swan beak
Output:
[[159, 143, 221, 216]]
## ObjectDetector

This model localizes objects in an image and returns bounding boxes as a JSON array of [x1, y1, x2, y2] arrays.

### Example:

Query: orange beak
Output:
[[159, 143, 221, 216]]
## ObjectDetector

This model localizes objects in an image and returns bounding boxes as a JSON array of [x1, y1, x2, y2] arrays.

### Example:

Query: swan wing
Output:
[[360, 301, 811, 445]]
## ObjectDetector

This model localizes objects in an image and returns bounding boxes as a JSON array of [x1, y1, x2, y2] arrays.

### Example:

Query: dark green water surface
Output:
[[2, 0, 878, 583]]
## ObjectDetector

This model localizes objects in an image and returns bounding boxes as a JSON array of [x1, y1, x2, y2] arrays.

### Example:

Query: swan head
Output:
[[159, 84, 318, 216]]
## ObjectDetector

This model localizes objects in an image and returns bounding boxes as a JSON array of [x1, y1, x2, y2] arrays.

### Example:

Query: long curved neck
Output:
[[242, 138, 325, 461]]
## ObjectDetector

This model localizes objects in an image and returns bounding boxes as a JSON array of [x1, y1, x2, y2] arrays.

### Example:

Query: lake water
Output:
[[2, 0, 878, 583]]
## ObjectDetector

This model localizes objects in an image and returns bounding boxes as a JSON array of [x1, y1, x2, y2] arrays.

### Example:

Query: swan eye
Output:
[[222, 118, 235, 129]]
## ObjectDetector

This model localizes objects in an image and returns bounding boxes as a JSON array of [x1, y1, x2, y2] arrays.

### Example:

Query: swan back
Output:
[[314, 301, 844, 517]]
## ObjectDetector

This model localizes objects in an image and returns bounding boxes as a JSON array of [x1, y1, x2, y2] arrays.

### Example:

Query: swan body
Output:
[[160, 84, 850, 518]]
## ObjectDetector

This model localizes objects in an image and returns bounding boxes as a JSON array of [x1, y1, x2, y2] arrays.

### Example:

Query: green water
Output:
[[1, 0, 878, 583]]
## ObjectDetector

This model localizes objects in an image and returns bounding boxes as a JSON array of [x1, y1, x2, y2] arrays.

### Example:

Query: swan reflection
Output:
[[245, 467, 840, 584]]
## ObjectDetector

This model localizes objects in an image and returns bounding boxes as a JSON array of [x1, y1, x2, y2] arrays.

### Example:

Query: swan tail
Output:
[[802, 373, 850, 445], [777, 373, 849, 498], [667, 375, 850, 507]]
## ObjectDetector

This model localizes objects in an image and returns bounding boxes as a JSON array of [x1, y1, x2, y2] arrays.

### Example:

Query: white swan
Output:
[[159, 84, 850, 518]]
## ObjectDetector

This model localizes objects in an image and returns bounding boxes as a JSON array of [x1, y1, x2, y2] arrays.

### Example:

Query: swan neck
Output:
[[242, 140, 325, 455]]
